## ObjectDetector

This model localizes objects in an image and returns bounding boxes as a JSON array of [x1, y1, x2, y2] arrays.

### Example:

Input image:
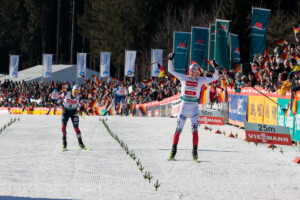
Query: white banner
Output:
[[151, 49, 163, 77], [9, 55, 19, 79], [77, 53, 87, 78], [100, 52, 111, 77], [124, 50, 136, 77], [43, 54, 53, 78]]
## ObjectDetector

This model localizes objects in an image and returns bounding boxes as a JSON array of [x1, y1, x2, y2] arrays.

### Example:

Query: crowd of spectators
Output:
[[220, 43, 300, 95], [0, 75, 181, 111], [1, 43, 300, 111]]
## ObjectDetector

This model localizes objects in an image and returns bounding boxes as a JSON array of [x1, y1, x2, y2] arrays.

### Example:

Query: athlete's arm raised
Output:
[[200, 69, 219, 85], [167, 53, 186, 81]]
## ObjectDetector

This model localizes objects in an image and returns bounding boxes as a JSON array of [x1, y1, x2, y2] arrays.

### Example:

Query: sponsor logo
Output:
[[245, 130, 292, 145], [185, 91, 196, 95], [255, 22, 263, 28], [194, 39, 205, 46], [186, 81, 198, 87], [221, 24, 227, 30], [252, 22, 265, 31], [148, 111, 152, 117], [177, 43, 187, 49], [199, 116, 224, 125], [197, 39, 204, 44], [155, 109, 159, 117], [66, 99, 77, 104], [234, 47, 240, 54], [201, 110, 213, 116], [45, 72, 52, 77]]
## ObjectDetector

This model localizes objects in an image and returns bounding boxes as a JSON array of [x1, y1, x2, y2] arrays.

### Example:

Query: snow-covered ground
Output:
[[0, 115, 299, 200]]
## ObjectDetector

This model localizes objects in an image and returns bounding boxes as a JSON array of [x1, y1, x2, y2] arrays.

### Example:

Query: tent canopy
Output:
[[0, 65, 100, 84]]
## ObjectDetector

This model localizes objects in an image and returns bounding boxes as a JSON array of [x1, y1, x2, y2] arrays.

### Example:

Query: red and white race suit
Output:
[[168, 60, 219, 134]]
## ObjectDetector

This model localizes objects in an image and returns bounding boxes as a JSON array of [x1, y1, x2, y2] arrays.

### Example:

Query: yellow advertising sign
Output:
[[263, 97, 277, 125], [248, 96, 264, 124]]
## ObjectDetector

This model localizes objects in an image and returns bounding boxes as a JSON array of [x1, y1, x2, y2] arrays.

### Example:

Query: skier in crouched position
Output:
[[168, 53, 219, 161], [60, 85, 89, 151]]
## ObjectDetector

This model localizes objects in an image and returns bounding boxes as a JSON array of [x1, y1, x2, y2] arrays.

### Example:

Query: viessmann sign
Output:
[[245, 122, 292, 145]]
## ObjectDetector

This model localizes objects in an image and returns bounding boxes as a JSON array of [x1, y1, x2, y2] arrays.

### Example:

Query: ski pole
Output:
[[214, 62, 287, 112]]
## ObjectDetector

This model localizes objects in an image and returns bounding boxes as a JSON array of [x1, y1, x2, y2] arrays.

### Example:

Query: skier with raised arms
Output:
[[167, 52, 219, 161], [60, 85, 89, 151]]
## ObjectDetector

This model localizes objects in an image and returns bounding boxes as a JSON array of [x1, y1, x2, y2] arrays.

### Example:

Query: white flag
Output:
[[9, 55, 19, 79], [77, 53, 87, 78], [124, 50, 136, 77], [43, 54, 53, 78], [151, 49, 163, 77], [100, 52, 111, 77]]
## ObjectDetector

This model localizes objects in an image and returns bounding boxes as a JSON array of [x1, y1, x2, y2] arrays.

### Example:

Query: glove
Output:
[[213, 60, 219, 69], [168, 52, 175, 60]]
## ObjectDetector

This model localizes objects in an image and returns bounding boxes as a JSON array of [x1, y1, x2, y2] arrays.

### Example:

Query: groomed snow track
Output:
[[0, 115, 299, 200]]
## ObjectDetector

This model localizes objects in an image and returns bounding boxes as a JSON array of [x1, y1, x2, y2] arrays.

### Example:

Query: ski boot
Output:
[[168, 145, 177, 161], [79, 143, 85, 149], [62, 140, 67, 151], [192, 146, 198, 161], [78, 139, 90, 150]]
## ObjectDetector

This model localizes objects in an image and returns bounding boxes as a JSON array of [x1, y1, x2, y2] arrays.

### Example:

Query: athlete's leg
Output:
[[170, 102, 189, 158], [46, 105, 52, 115], [61, 112, 69, 148], [71, 115, 84, 147], [190, 104, 200, 159], [53, 102, 57, 115]]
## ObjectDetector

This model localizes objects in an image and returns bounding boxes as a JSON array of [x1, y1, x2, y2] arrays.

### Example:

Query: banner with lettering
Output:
[[250, 7, 271, 61], [263, 97, 277, 125], [124, 50, 137, 77], [173, 31, 191, 74], [43, 54, 53, 78], [77, 53, 87, 78], [151, 49, 163, 77], [190, 27, 209, 70], [215, 19, 230, 70], [208, 24, 215, 61], [247, 95, 264, 124], [100, 52, 111, 77], [9, 55, 19, 79], [229, 94, 238, 121], [245, 122, 292, 146], [294, 107, 300, 141], [236, 95, 248, 124]]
